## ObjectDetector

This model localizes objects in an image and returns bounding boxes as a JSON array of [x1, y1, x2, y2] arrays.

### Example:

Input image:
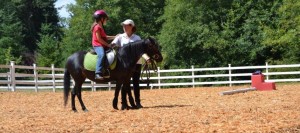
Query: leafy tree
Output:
[[4, 47, 22, 65], [219, 0, 282, 66], [2, 0, 298, 70], [262, 0, 300, 64], [20, 0, 60, 48], [0, 0, 62, 65], [60, 0, 94, 60], [158, 0, 233, 68], [158, 0, 283, 69], [0, 0, 64, 67], [15, 0, 61, 65], [0, 0, 25, 64], [111, 0, 165, 37], [36, 24, 62, 67]]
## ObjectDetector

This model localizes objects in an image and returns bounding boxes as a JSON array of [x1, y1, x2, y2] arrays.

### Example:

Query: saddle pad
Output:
[[84, 50, 117, 71]]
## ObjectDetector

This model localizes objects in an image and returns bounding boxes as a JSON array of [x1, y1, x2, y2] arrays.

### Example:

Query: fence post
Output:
[[33, 64, 38, 92], [108, 82, 111, 91], [10, 61, 16, 92], [192, 65, 195, 88], [7, 72, 11, 91], [158, 67, 161, 89], [265, 62, 269, 81], [51, 64, 56, 92], [91, 81, 95, 91], [228, 64, 232, 87]]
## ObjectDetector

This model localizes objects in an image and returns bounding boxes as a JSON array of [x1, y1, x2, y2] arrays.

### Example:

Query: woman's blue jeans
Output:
[[93, 46, 105, 74]]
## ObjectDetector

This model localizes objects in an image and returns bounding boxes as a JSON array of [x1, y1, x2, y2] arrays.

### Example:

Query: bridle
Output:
[[140, 39, 160, 88], [141, 59, 158, 88]]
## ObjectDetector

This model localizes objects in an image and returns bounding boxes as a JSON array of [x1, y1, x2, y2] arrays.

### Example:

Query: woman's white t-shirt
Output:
[[112, 33, 144, 64]]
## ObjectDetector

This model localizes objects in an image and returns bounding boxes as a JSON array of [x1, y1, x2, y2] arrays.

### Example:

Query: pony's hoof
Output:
[[73, 109, 78, 113], [83, 109, 89, 112], [129, 103, 136, 108], [130, 105, 138, 109], [121, 105, 129, 110], [136, 103, 144, 109]]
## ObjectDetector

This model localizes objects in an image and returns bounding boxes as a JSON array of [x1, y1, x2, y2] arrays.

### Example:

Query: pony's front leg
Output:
[[121, 83, 130, 110], [113, 83, 122, 110], [127, 86, 137, 109]]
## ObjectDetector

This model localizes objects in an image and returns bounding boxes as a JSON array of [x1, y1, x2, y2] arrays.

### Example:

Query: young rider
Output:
[[91, 10, 116, 80]]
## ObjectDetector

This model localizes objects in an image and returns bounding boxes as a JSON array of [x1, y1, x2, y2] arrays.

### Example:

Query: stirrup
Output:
[[103, 69, 110, 78]]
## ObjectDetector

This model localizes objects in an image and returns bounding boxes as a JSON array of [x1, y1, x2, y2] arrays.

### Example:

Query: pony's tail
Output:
[[63, 69, 71, 107]]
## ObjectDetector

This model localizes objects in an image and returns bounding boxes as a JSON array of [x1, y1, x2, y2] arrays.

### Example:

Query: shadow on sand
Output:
[[143, 104, 192, 109]]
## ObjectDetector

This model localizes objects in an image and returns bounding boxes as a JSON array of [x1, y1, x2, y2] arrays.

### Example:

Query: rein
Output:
[[141, 59, 158, 88]]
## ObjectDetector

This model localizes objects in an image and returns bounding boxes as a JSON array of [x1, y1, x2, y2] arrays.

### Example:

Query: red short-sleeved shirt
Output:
[[92, 24, 108, 47]]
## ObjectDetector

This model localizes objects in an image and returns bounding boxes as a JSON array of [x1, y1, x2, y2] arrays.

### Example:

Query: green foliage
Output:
[[0, 0, 62, 65], [262, 0, 300, 64], [36, 24, 63, 67], [60, 0, 94, 60], [1, 0, 299, 71], [158, 0, 292, 69], [18, 0, 61, 51], [4, 47, 22, 65], [111, 0, 165, 37], [158, 0, 233, 68], [219, 0, 282, 66], [0, 0, 25, 64]]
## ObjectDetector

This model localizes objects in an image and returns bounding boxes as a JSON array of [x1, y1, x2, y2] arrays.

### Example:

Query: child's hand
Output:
[[114, 34, 120, 39], [109, 43, 116, 48]]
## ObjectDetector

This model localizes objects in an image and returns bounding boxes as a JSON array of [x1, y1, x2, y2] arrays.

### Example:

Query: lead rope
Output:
[[141, 59, 158, 88]]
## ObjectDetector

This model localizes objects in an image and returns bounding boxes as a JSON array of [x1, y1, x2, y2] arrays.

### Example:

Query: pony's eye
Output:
[[153, 54, 159, 59]]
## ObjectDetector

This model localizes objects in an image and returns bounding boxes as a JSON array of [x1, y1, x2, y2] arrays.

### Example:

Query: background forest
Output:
[[0, 0, 299, 69]]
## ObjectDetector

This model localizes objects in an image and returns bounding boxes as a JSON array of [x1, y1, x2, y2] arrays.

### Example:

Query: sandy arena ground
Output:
[[0, 84, 300, 133]]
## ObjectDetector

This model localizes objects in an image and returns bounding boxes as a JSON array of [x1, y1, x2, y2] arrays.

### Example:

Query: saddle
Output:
[[83, 49, 117, 71]]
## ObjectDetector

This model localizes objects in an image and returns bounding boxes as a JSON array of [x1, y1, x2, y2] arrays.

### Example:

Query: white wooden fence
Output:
[[0, 61, 299, 92]]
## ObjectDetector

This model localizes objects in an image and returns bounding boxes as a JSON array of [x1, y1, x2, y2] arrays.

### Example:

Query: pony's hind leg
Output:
[[77, 90, 88, 112], [71, 73, 87, 112], [71, 87, 88, 112], [71, 90, 77, 112], [75, 80, 88, 112]]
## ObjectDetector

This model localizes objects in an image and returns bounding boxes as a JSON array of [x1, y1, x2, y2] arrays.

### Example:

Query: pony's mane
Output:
[[117, 39, 147, 69], [122, 39, 144, 49]]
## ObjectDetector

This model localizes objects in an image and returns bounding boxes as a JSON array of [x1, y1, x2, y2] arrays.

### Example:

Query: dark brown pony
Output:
[[63, 37, 163, 112]]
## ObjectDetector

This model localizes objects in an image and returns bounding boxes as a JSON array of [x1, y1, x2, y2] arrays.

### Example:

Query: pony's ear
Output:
[[148, 37, 155, 46], [148, 37, 154, 42]]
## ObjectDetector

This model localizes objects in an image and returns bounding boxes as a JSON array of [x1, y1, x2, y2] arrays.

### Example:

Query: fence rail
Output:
[[0, 61, 299, 92]]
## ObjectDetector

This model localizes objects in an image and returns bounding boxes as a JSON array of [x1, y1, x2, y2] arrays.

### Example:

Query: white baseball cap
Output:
[[121, 19, 135, 26]]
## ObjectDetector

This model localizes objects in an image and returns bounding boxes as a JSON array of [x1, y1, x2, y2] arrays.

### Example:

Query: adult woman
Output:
[[111, 19, 150, 108], [91, 10, 116, 80]]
